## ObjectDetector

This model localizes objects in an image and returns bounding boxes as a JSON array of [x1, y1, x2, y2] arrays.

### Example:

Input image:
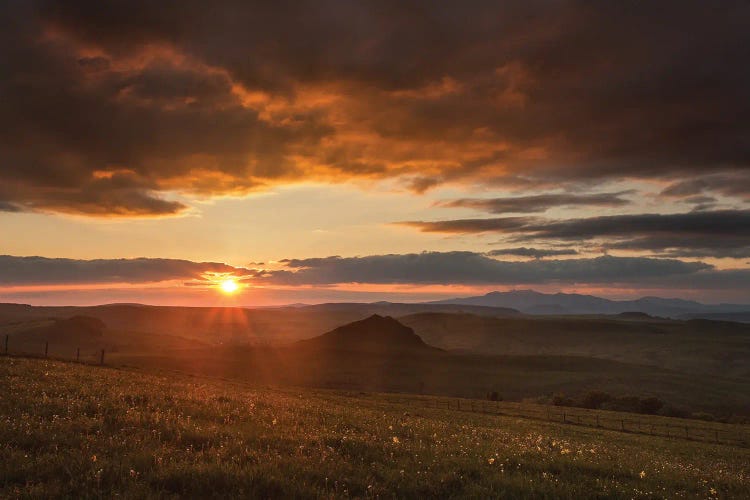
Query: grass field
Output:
[[2, 356, 749, 498]]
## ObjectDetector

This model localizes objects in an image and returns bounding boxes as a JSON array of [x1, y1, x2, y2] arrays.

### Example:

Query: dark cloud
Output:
[[398, 217, 535, 234], [0, 255, 249, 285], [1, 1, 749, 214], [262, 252, 710, 286], [400, 210, 750, 258], [0, 200, 22, 212], [439, 191, 633, 214], [487, 247, 579, 259], [660, 172, 750, 200]]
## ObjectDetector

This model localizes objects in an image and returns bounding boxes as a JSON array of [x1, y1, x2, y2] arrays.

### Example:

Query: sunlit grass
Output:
[[1, 357, 748, 498]]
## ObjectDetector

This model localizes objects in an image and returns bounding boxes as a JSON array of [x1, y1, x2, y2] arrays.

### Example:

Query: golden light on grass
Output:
[[220, 278, 239, 294]]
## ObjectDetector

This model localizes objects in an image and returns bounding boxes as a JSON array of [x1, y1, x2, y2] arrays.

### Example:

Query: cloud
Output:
[[439, 191, 633, 214], [398, 217, 535, 234], [400, 209, 750, 258], [0, 255, 249, 285], [261, 252, 710, 286], [487, 247, 579, 259], [0, 200, 22, 212], [0, 1, 749, 214], [660, 172, 750, 200]]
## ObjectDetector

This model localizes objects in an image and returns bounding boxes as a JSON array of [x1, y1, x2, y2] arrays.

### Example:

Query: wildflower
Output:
[[392, 436, 400, 444], [639, 471, 646, 479], [130, 469, 137, 478], [710, 488, 717, 495], [488, 457, 495, 465], [91, 455, 97, 462]]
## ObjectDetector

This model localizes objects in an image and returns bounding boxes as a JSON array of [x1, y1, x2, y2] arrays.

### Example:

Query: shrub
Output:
[[657, 405, 689, 418], [552, 393, 574, 407], [638, 397, 665, 415], [579, 390, 612, 409], [691, 412, 715, 422]]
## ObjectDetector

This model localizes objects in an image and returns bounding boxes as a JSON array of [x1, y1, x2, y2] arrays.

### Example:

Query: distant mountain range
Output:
[[427, 289, 750, 319]]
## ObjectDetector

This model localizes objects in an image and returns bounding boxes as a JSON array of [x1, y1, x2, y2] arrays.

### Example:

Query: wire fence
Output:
[[418, 396, 750, 448], [2, 334, 106, 366]]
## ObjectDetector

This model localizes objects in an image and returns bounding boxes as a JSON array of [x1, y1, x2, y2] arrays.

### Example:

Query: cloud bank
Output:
[[0, 255, 248, 285], [2, 253, 748, 302], [400, 209, 750, 258]]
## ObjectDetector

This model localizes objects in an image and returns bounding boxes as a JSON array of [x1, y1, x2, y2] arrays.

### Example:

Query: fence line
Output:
[[2, 334, 106, 366], [418, 397, 749, 448]]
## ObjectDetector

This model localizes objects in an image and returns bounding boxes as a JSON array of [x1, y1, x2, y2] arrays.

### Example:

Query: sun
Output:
[[219, 279, 239, 294]]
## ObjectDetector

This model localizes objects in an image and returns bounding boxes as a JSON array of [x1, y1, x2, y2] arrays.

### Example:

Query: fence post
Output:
[[45, 341, 49, 358], [100, 349, 105, 366], [715, 430, 719, 443], [685, 426, 689, 439], [563, 411, 566, 423], [76, 347, 80, 362], [4, 334, 7, 355], [596, 414, 600, 427], [621, 419, 624, 431]]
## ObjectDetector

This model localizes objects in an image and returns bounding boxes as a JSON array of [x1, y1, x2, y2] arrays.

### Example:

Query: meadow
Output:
[[2, 356, 749, 498]]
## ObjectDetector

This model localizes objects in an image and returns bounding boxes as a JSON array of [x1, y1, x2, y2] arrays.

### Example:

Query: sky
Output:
[[1, 0, 749, 305]]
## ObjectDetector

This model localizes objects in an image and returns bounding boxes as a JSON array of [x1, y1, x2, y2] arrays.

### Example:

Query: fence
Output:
[[3, 334, 106, 366], [419, 396, 750, 448]]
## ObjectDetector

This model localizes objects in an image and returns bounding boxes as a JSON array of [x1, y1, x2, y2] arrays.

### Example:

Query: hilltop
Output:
[[296, 314, 438, 353]]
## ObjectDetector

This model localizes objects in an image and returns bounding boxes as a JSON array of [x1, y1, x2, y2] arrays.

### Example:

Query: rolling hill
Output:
[[296, 314, 440, 353]]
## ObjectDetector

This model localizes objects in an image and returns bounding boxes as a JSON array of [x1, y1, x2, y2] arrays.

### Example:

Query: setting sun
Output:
[[220, 279, 239, 294]]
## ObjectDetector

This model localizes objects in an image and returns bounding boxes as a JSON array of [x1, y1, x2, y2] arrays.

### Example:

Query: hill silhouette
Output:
[[296, 314, 439, 353], [427, 289, 750, 318], [10, 315, 105, 345]]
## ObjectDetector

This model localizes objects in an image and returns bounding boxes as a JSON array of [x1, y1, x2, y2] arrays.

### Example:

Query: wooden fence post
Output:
[[44, 341, 48, 358], [76, 347, 80, 362], [4, 334, 7, 355], [596, 414, 600, 427], [715, 430, 719, 443], [685, 426, 689, 439], [621, 419, 625, 431], [100, 349, 105, 366]]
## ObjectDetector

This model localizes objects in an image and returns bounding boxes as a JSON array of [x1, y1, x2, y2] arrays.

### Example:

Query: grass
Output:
[[2, 356, 749, 498]]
